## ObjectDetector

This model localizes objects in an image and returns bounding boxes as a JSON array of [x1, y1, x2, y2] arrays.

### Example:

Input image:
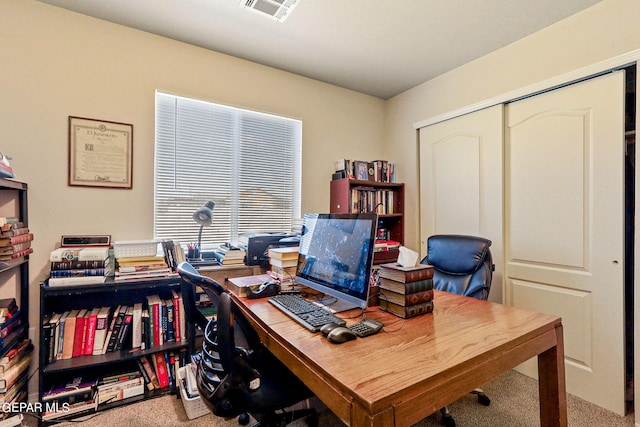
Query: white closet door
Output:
[[505, 71, 626, 415], [418, 105, 504, 303]]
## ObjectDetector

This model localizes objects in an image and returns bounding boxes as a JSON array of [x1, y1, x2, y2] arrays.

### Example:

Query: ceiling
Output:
[[38, 0, 603, 99]]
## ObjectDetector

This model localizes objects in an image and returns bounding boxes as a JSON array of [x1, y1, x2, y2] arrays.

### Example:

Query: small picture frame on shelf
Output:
[[354, 161, 368, 180]]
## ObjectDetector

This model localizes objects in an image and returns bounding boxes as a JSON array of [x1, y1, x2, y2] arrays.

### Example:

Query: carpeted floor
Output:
[[21, 369, 635, 426]]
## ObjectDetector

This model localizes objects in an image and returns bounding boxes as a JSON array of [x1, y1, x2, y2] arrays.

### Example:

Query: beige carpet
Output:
[[22, 370, 635, 426]]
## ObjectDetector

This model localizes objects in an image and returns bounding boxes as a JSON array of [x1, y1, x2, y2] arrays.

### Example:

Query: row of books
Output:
[[334, 159, 397, 183], [350, 187, 397, 214], [267, 246, 299, 281], [41, 291, 186, 364], [41, 349, 187, 421], [0, 219, 33, 261], [377, 262, 435, 319]]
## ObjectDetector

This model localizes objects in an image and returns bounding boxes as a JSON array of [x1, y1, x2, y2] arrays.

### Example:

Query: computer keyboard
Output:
[[268, 294, 346, 332]]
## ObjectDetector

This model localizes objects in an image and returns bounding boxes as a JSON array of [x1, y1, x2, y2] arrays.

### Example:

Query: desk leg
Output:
[[537, 323, 568, 427]]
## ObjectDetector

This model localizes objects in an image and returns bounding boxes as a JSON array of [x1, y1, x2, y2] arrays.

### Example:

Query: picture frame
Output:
[[68, 116, 133, 189], [354, 161, 369, 181]]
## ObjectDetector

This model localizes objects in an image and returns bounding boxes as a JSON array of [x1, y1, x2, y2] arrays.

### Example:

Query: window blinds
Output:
[[154, 92, 302, 247]]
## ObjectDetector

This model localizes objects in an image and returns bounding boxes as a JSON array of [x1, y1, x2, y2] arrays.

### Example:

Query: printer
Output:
[[238, 231, 300, 266]]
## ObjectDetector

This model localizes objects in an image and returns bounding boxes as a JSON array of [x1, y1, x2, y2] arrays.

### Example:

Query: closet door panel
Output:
[[505, 71, 625, 415], [419, 105, 503, 303]]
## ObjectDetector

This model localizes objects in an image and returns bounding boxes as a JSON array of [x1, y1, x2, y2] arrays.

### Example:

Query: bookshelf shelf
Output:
[[330, 178, 405, 264]]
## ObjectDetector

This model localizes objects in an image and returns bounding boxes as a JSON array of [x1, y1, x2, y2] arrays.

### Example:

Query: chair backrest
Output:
[[176, 262, 262, 418], [421, 234, 494, 300]]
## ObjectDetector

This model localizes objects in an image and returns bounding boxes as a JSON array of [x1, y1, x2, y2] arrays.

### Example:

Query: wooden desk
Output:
[[233, 290, 567, 427]]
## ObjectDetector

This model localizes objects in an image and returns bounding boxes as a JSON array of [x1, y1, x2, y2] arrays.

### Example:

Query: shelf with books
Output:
[[330, 178, 404, 264], [38, 275, 190, 424], [0, 179, 30, 417]]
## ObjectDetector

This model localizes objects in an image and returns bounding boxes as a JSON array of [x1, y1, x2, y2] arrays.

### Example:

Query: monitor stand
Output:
[[312, 296, 358, 314]]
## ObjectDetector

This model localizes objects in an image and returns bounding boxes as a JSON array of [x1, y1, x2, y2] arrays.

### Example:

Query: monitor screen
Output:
[[296, 212, 378, 312]]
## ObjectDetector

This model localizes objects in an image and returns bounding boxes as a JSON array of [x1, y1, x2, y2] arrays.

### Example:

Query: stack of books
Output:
[[0, 338, 32, 412], [0, 298, 23, 346], [48, 247, 111, 287], [0, 219, 33, 261], [378, 262, 435, 318], [212, 243, 245, 265], [267, 246, 299, 281], [42, 375, 98, 421], [114, 255, 173, 281], [96, 371, 145, 408]]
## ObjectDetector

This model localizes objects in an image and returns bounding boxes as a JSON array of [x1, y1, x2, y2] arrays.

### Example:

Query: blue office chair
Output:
[[177, 262, 318, 427], [421, 234, 494, 427]]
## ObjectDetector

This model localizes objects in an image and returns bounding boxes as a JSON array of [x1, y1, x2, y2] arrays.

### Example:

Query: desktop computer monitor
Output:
[[295, 212, 378, 312]]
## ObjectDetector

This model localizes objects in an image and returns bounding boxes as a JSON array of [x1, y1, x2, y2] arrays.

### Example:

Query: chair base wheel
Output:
[[477, 394, 491, 406], [442, 414, 456, 427], [238, 413, 250, 425]]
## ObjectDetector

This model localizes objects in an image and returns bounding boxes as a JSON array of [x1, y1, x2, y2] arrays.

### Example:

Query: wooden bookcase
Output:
[[38, 276, 188, 424], [329, 178, 404, 264], [0, 179, 30, 415]]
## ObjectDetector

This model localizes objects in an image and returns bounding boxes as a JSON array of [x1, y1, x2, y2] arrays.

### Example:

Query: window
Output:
[[154, 92, 302, 247]]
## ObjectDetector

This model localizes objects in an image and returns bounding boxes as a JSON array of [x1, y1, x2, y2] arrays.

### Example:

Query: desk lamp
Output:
[[192, 201, 215, 257]]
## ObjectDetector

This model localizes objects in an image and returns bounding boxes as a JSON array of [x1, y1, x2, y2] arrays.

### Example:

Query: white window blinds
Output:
[[154, 92, 302, 247]]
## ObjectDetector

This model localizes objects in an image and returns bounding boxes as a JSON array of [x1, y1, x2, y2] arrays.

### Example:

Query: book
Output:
[[42, 376, 98, 402], [379, 300, 434, 319], [55, 311, 70, 361], [131, 303, 143, 349], [0, 355, 31, 392], [101, 305, 121, 355], [71, 309, 88, 357], [97, 378, 144, 406], [92, 306, 111, 355], [139, 356, 160, 389], [135, 358, 156, 391], [163, 299, 175, 342], [378, 277, 434, 294], [47, 275, 107, 287], [106, 305, 128, 352], [0, 247, 32, 261], [42, 399, 97, 420], [83, 308, 100, 356], [61, 309, 80, 359], [0, 313, 22, 338], [0, 233, 33, 247], [0, 226, 28, 236], [268, 246, 299, 261], [114, 306, 133, 351], [227, 274, 272, 298], [152, 352, 170, 388], [49, 268, 108, 277], [50, 247, 109, 262], [378, 263, 435, 283], [0, 241, 31, 255], [171, 290, 185, 342], [269, 257, 298, 268], [379, 288, 434, 306], [50, 258, 109, 270], [0, 339, 32, 373]]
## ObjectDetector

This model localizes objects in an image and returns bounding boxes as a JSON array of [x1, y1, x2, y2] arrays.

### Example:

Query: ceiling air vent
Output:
[[239, 0, 300, 22]]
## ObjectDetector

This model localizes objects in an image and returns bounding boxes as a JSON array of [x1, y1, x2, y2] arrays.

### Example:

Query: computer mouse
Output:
[[326, 327, 357, 344], [320, 322, 342, 336]]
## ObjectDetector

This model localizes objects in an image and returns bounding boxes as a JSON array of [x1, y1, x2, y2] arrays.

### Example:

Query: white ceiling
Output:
[[38, 0, 603, 99]]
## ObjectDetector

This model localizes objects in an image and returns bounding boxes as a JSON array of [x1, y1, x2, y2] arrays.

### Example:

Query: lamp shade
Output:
[[193, 201, 215, 226]]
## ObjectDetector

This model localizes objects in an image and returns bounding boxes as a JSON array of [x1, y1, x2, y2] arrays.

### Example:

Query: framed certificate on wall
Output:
[[68, 116, 133, 189]]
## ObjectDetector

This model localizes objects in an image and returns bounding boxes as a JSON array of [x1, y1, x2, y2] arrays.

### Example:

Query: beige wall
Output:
[[386, 0, 640, 254], [1, 0, 386, 337]]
